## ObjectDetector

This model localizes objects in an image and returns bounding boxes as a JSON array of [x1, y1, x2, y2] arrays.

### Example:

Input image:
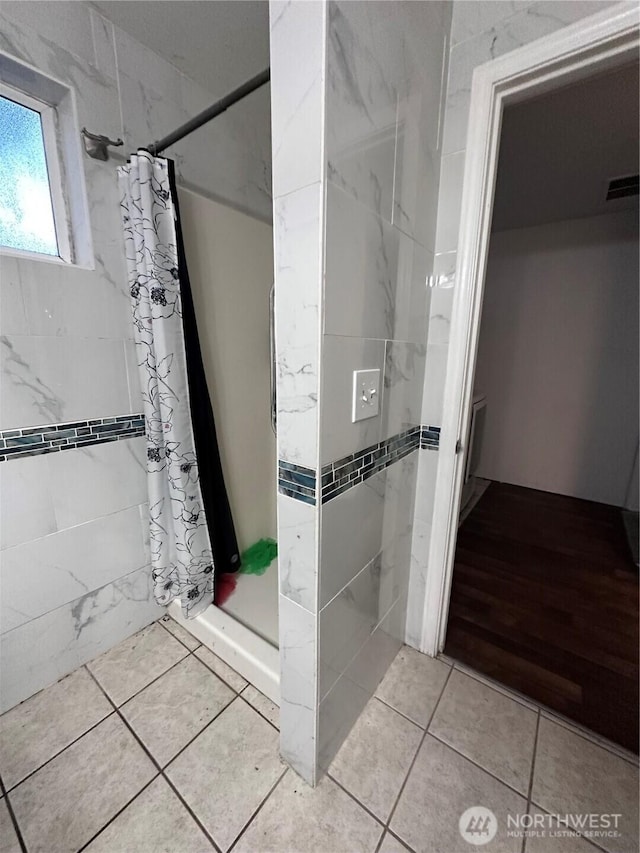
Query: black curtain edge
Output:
[[166, 159, 242, 579]]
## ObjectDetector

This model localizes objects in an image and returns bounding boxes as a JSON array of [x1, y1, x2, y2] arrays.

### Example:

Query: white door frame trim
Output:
[[421, 2, 640, 657]]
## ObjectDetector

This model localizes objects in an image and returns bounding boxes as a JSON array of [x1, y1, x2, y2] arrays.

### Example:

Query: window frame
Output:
[[0, 81, 72, 264]]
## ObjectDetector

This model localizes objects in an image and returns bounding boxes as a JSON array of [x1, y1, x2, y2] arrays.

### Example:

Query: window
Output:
[[0, 83, 70, 261]]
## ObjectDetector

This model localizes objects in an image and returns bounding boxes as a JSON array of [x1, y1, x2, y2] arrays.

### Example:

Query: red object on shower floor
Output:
[[214, 573, 238, 606]]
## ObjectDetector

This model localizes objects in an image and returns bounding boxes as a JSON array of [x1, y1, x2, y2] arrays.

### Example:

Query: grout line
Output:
[[155, 616, 255, 704], [8, 681, 165, 850], [0, 509, 149, 571], [526, 711, 541, 805], [319, 552, 401, 625], [141, 768, 221, 853], [390, 94, 399, 226], [447, 656, 639, 767], [226, 767, 289, 853], [157, 615, 202, 654], [373, 694, 433, 731], [4, 704, 118, 795], [85, 666, 224, 853], [525, 801, 613, 853], [2, 623, 253, 852], [159, 694, 237, 772], [156, 618, 250, 699], [522, 711, 541, 853], [0, 561, 151, 636], [76, 773, 161, 853], [538, 710, 639, 768], [113, 680, 225, 852], [109, 13, 126, 145], [585, 837, 616, 853], [326, 772, 386, 828], [237, 692, 279, 733], [436, 29, 449, 154], [384, 827, 415, 852], [375, 824, 386, 852], [193, 647, 248, 695], [0, 772, 27, 853], [320, 550, 384, 612], [92, 650, 190, 711], [85, 667, 162, 764], [383, 666, 455, 843], [318, 597, 408, 713], [426, 731, 530, 801]]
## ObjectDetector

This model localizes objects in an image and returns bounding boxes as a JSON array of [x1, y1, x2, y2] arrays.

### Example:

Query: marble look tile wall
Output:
[[0, 565, 160, 713], [273, 182, 323, 469], [316, 0, 451, 778], [407, 0, 617, 647], [0, 1, 271, 710], [317, 593, 406, 771], [271, 0, 451, 785], [0, 437, 162, 712], [270, 0, 325, 786]]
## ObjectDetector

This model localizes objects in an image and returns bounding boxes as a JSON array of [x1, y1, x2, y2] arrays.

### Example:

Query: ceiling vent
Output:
[[606, 174, 639, 201]]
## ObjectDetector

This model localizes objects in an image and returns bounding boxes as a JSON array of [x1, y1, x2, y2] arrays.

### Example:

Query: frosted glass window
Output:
[[0, 94, 59, 256]]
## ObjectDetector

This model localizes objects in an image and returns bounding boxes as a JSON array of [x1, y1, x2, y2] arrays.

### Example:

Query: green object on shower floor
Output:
[[239, 538, 277, 575]]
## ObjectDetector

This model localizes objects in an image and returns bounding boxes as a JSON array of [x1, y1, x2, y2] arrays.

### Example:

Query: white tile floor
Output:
[[0, 619, 637, 853]]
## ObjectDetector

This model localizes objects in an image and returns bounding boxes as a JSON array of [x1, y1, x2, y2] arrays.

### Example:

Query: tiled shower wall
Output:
[[271, 0, 451, 784], [0, 1, 271, 711], [406, 0, 618, 648]]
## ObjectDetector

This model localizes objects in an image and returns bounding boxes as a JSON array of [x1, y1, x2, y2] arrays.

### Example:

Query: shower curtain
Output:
[[118, 151, 240, 618]]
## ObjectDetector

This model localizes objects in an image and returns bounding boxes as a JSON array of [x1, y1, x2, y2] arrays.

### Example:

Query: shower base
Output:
[[168, 584, 279, 705], [221, 558, 279, 647]]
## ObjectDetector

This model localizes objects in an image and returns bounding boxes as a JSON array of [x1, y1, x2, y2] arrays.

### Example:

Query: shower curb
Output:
[[167, 599, 280, 705]]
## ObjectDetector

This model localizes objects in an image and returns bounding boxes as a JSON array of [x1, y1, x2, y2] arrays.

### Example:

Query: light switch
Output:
[[352, 369, 381, 423]]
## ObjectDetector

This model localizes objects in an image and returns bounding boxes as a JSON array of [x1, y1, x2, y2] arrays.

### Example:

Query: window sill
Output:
[[0, 245, 93, 271]]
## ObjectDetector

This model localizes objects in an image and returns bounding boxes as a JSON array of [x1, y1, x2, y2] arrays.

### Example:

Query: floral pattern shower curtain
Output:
[[118, 151, 239, 618]]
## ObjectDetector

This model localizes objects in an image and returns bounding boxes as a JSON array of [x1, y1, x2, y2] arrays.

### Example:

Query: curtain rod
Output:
[[147, 68, 270, 156]]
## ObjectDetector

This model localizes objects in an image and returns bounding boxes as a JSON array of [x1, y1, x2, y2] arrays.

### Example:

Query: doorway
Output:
[[425, 6, 640, 753]]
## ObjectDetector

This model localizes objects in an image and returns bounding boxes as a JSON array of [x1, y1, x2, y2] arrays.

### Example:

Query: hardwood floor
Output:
[[444, 482, 639, 753]]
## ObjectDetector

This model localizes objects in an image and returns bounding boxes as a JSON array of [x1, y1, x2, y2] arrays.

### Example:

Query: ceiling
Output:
[[93, 3, 637, 231], [94, 1, 269, 96], [492, 62, 639, 231]]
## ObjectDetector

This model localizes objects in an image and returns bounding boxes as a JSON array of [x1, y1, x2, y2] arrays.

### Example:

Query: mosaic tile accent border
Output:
[[278, 461, 317, 506], [0, 414, 145, 462], [278, 424, 442, 506], [321, 425, 421, 504], [421, 425, 441, 450]]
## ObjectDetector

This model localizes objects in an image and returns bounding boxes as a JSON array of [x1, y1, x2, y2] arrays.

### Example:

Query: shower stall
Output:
[[117, 71, 282, 704], [167, 187, 279, 703]]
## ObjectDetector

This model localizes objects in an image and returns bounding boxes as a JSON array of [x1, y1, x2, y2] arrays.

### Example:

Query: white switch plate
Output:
[[352, 369, 381, 423]]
